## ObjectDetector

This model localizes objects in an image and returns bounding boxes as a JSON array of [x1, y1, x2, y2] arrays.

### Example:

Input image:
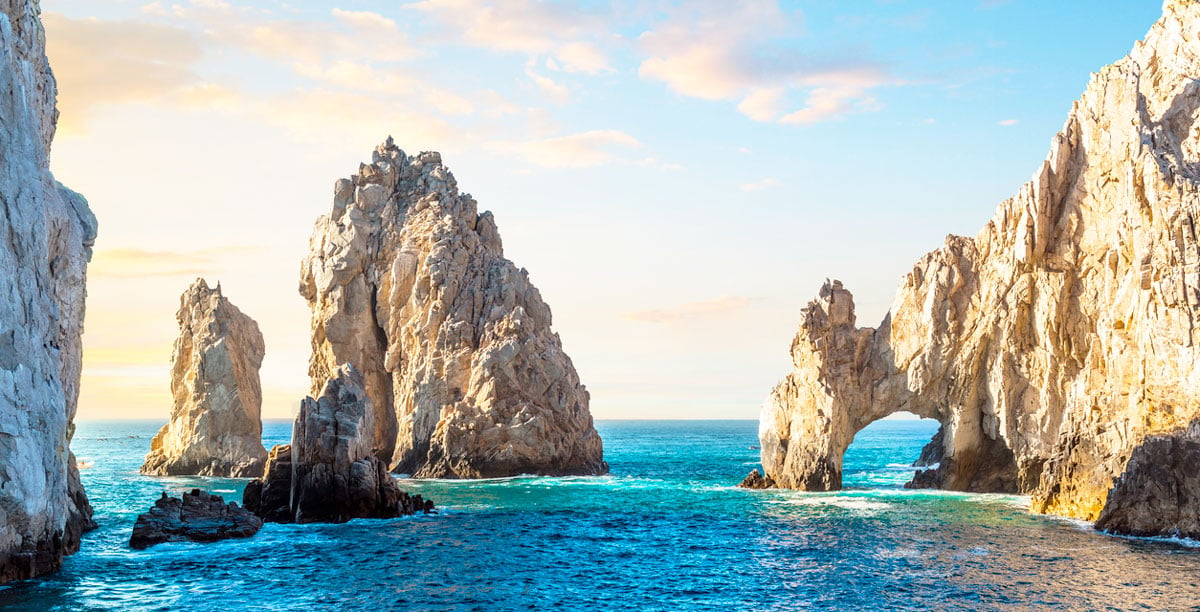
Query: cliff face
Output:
[[0, 0, 98, 583], [300, 139, 605, 478], [142, 279, 268, 478], [759, 0, 1200, 522]]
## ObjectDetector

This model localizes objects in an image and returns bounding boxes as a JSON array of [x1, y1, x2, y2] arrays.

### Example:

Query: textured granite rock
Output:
[[142, 279, 268, 477], [130, 490, 262, 550], [300, 139, 605, 478], [0, 0, 98, 583], [757, 0, 1200, 522], [738, 469, 775, 490], [243, 365, 434, 523], [1094, 424, 1200, 539]]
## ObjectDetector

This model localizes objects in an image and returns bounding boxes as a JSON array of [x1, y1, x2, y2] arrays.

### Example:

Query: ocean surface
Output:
[[2, 419, 1199, 611]]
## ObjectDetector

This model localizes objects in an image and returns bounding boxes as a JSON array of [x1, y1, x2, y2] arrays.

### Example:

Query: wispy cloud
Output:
[[89, 246, 262, 278], [623, 296, 754, 324], [997, 118, 1019, 126], [637, 1, 893, 126], [491, 130, 642, 168]]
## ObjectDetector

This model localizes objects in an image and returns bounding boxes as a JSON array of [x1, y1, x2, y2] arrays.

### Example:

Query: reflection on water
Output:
[[0, 419, 1197, 610]]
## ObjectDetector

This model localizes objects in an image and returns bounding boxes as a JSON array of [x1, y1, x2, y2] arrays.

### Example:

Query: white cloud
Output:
[[998, 118, 1019, 126], [638, 1, 891, 126], [525, 66, 571, 103]]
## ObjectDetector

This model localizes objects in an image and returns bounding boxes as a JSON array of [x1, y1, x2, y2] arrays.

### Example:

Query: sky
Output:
[[43, 0, 1165, 421]]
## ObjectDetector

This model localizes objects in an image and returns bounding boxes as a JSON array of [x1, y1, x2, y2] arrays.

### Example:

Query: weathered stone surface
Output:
[[0, 0, 98, 583], [130, 490, 262, 550], [757, 0, 1200, 522], [1095, 423, 1200, 539], [300, 139, 605, 478], [243, 365, 434, 523], [142, 279, 268, 478]]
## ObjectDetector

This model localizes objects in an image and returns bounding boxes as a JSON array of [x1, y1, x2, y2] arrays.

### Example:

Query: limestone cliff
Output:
[[0, 0, 98, 583], [300, 139, 605, 478], [758, 0, 1200, 522], [142, 279, 268, 478]]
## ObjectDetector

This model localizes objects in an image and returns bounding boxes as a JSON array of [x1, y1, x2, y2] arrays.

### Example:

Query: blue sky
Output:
[[42, 0, 1164, 419]]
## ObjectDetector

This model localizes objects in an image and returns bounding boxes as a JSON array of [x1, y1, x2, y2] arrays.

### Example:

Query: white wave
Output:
[[780, 495, 893, 513]]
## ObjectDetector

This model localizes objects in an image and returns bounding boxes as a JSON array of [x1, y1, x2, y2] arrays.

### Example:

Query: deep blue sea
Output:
[[2, 419, 1199, 611]]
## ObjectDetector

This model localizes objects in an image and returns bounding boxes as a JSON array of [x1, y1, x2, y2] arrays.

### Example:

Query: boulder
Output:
[[142, 279, 268, 477], [130, 490, 262, 550], [1095, 427, 1200, 539], [243, 365, 434, 523]]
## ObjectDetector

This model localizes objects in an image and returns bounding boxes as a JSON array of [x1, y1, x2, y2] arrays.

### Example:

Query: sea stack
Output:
[[754, 0, 1200, 527], [299, 139, 605, 478], [142, 279, 268, 478], [0, 1, 99, 583], [242, 364, 433, 523]]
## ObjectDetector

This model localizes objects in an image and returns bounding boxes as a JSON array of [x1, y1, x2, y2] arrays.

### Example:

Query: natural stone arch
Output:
[[758, 280, 1024, 492]]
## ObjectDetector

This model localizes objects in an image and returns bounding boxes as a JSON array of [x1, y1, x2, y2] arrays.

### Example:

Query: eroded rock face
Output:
[[0, 1, 99, 583], [1094, 429, 1200, 539], [142, 279, 268, 478], [243, 365, 434, 523], [129, 490, 262, 550], [300, 139, 605, 478], [758, 0, 1200, 522]]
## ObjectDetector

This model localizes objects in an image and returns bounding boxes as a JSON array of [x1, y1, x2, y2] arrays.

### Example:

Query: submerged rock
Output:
[[0, 0, 98, 583], [738, 469, 775, 490], [142, 279, 268, 478], [300, 140, 605, 478], [243, 365, 434, 523], [1095, 427, 1200, 539], [756, 0, 1200, 524], [130, 490, 262, 550]]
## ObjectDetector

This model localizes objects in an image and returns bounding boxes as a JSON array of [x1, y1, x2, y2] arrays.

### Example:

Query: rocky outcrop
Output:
[[300, 139, 605, 478], [757, 0, 1200, 522], [142, 279, 268, 478], [243, 365, 434, 523], [1094, 423, 1200, 539], [0, 1, 99, 583], [738, 469, 775, 490], [130, 490, 262, 550]]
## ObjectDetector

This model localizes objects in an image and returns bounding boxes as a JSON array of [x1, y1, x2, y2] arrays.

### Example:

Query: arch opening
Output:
[[840, 412, 941, 490]]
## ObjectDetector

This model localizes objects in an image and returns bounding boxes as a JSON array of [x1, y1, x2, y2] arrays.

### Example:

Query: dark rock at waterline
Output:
[[1095, 430, 1200, 539], [738, 469, 775, 489], [130, 489, 262, 550], [242, 366, 435, 523], [912, 425, 944, 468]]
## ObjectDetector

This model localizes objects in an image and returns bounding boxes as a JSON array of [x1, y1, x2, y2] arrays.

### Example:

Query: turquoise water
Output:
[[2, 419, 1199, 610]]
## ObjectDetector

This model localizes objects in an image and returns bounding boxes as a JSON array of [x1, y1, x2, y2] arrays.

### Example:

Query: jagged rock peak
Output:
[[755, 0, 1200, 525], [0, 0, 98, 584], [300, 139, 605, 478], [142, 278, 268, 478]]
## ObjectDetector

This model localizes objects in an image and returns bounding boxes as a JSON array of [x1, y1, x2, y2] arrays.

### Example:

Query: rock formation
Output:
[[142, 279, 268, 478], [0, 1, 98, 583], [1094, 422, 1200, 539], [130, 490, 262, 550], [243, 364, 434, 523], [300, 139, 605, 478], [757, 0, 1200, 522]]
